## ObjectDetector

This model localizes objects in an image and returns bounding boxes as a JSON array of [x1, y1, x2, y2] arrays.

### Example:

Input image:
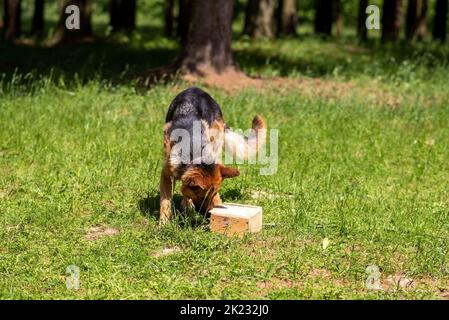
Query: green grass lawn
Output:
[[1, 26, 449, 299]]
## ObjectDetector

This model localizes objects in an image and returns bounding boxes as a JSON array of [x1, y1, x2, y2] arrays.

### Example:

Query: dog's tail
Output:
[[224, 115, 267, 161]]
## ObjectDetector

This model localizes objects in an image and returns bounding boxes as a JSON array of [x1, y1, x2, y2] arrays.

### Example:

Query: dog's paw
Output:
[[181, 197, 195, 211]]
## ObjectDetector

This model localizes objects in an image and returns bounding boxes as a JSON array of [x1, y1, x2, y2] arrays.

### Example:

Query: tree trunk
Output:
[[433, 0, 448, 41], [110, 0, 136, 33], [382, 0, 402, 42], [0, 3, 3, 35], [139, 0, 237, 85], [180, 0, 235, 73], [277, 0, 297, 36], [314, 0, 333, 36], [177, 0, 191, 44], [334, 0, 343, 37], [244, 0, 274, 39], [357, 0, 368, 41], [164, 0, 175, 37], [31, 0, 44, 37], [50, 0, 92, 45], [405, 0, 427, 40], [3, 0, 21, 41]]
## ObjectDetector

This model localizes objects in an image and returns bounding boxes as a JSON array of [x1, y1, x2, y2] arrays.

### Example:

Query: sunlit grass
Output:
[[1, 10, 449, 299]]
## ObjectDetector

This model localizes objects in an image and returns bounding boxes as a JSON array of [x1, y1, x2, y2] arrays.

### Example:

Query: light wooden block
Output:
[[209, 203, 262, 236]]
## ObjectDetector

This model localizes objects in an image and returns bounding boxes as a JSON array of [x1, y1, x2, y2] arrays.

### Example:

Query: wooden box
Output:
[[210, 203, 262, 236]]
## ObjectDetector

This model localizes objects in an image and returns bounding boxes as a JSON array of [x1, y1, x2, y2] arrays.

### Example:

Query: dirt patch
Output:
[[256, 278, 296, 291], [84, 226, 119, 241], [182, 68, 355, 97], [151, 246, 182, 258], [385, 274, 415, 290], [181, 68, 410, 109], [183, 68, 263, 93], [0, 186, 16, 199], [381, 274, 449, 299]]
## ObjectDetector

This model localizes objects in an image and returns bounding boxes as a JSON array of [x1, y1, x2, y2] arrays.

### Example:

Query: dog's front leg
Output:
[[159, 167, 173, 225]]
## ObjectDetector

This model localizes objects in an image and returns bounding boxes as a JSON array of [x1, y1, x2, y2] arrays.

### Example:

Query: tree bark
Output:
[[3, 0, 21, 41], [139, 0, 237, 85], [433, 0, 448, 41], [164, 0, 175, 37], [244, 0, 274, 39], [277, 0, 297, 36], [0, 4, 3, 35], [405, 0, 427, 40], [382, 0, 402, 42], [31, 0, 44, 37], [180, 0, 235, 73], [50, 0, 92, 45], [110, 0, 136, 33], [314, 0, 333, 36], [177, 0, 191, 44], [357, 0, 368, 41]]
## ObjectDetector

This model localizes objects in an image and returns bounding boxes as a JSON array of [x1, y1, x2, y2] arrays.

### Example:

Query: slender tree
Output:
[[0, 0, 4, 33], [405, 0, 427, 40], [277, 0, 297, 36], [314, 0, 333, 36], [164, 0, 175, 37], [244, 0, 274, 39], [382, 0, 403, 42], [3, 0, 21, 41], [334, 0, 343, 37], [433, 0, 448, 41], [357, 0, 368, 41], [110, 0, 136, 32], [49, 0, 92, 45], [31, 0, 44, 37]]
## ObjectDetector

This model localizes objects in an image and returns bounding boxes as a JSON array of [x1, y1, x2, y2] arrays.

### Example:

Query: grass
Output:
[[1, 13, 449, 299]]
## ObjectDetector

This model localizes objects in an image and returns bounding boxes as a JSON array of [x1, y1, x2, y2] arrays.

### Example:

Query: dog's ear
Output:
[[220, 166, 240, 179], [182, 170, 207, 189]]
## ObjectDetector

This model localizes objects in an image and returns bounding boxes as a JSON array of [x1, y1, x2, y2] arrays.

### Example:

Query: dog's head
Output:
[[180, 164, 240, 214]]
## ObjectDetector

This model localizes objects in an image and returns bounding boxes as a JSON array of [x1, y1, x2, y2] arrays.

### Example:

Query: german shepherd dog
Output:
[[159, 87, 266, 224]]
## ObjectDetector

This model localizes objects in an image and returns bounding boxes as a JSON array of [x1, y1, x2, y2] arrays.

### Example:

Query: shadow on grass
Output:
[[0, 38, 177, 85], [138, 192, 208, 229], [137, 188, 245, 229], [235, 36, 449, 78], [2, 31, 447, 88]]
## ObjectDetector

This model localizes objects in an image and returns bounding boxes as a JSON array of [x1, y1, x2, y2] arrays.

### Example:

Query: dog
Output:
[[159, 87, 266, 224]]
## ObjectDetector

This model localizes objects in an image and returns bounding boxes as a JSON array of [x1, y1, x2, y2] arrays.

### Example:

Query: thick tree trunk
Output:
[[433, 0, 448, 41], [277, 0, 297, 36], [110, 0, 136, 32], [50, 0, 92, 45], [334, 0, 343, 37], [180, 0, 235, 73], [164, 0, 175, 37], [382, 0, 402, 42], [244, 0, 274, 39], [357, 0, 368, 41], [177, 0, 191, 44], [405, 0, 427, 40], [3, 0, 21, 41], [314, 0, 333, 36], [139, 0, 238, 85], [31, 0, 44, 37]]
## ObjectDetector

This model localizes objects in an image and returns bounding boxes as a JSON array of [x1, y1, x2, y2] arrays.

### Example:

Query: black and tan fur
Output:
[[159, 87, 266, 224]]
